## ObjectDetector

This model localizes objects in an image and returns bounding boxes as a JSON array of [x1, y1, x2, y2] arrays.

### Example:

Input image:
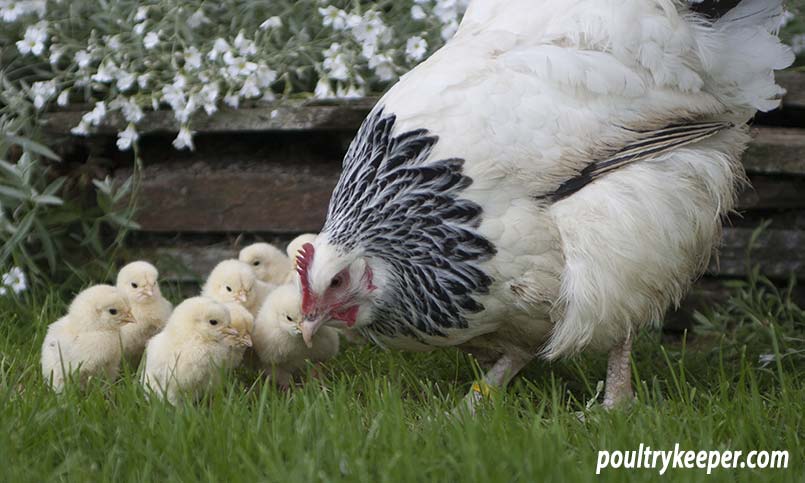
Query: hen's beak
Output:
[[300, 315, 327, 348]]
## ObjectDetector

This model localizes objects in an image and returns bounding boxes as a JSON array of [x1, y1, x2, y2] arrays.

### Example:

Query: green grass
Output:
[[0, 276, 803, 483]]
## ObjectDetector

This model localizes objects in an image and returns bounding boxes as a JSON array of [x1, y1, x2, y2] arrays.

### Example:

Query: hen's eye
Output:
[[109, 308, 118, 315], [131, 282, 138, 289], [286, 315, 293, 322], [209, 319, 218, 326], [225, 286, 232, 292], [330, 277, 342, 288]]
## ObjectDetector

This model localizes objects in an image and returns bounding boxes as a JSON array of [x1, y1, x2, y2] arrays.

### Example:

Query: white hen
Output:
[[293, 0, 793, 409], [41, 285, 135, 392]]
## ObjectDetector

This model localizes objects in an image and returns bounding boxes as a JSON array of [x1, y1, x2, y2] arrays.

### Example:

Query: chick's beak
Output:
[[300, 315, 327, 348], [223, 327, 239, 337], [122, 310, 137, 324], [240, 334, 253, 348], [235, 291, 248, 303]]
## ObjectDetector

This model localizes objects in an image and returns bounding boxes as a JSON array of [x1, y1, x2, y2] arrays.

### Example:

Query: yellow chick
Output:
[[116, 261, 173, 365], [238, 243, 292, 285], [41, 285, 135, 392], [223, 302, 254, 368], [286, 233, 317, 266], [252, 284, 339, 388], [141, 297, 237, 405], [201, 259, 271, 316]]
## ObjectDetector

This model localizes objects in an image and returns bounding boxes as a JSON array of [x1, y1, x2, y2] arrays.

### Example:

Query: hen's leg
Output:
[[462, 352, 531, 413], [603, 333, 634, 409]]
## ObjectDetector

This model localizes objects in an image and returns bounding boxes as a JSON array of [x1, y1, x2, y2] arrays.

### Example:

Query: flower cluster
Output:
[[0, 267, 27, 296], [1, 0, 471, 153]]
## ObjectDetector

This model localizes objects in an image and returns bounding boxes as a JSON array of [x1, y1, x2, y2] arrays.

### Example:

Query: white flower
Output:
[[133, 21, 147, 36], [56, 89, 69, 106], [161, 82, 187, 112], [143, 31, 160, 49], [259, 16, 282, 30], [199, 83, 220, 115], [70, 120, 90, 136], [208, 38, 231, 60], [74, 50, 92, 68], [441, 19, 459, 41], [336, 83, 365, 99], [16, 22, 48, 56], [411, 5, 426, 20], [49, 46, 64, 65], [405, 36, 428, 61], [758, 353, 776, 368], [0, 287, 6, 296], [116, 123, 138, 151], [368, 53, 395, 81], [319, 6, 348, 30], [172, 126, 195, 151], [314, 78, 335, 99], [134, 6, 148, 22], [184, 47, 202, 70], [91, 60, 118, 83], [104, 34, 122, 50], [1, 2, 24, 22], [352, 11, 389, 47], [792, 34, 805, 56], [111, 97, 144, 123], [434, 0, 458, 24], [239, 77, 261, 99], [188, 9, 210, 29], [174, 96, 197, 123], [224, 93, 240, 108], [82, 101, 107, 127], [137, 73, 151, 89], [234, 31, 257, 56], [29, 80, 56, 110], [116, 70, 136, 92], [322, 43, 350, 81], [1, 267, 27, 294], [224, 53, 258, 78], [255, 64, 277, 88]]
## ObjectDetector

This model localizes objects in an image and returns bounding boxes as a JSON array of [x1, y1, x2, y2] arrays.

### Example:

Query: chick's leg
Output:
[[462, 352, 531, 413], [603, 333, 634, 409]]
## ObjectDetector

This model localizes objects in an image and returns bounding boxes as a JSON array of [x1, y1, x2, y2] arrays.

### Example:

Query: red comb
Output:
[[296, 243, 315, 315]]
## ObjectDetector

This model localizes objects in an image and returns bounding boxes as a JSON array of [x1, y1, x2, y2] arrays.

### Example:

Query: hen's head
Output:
[[296, 238, 377, 347]]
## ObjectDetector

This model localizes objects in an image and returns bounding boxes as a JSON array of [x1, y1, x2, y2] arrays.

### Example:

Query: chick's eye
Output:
[[330, 276, 342, 289], [109, 308, 118, 315], [209, 319, 218, 326], [286, 315, 293, 322], [225, 286, 232, 292], [253, 261, 260, 266], [131, 283, 138, 288]]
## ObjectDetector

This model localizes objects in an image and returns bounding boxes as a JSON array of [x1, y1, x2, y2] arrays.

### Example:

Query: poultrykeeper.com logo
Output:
[[596, 444, 789, 475]]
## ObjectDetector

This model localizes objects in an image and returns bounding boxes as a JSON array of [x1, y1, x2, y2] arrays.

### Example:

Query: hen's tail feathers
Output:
[[694, 0, 795, 113], [543, 121, 732, 202]]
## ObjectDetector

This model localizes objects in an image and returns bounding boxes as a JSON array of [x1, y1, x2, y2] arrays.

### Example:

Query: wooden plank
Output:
[[744, 127, 805, 176], [121, 153, 804, 234], [737, 176, 805, 210], [115, 158, 338, 233], [777, 71, 805, 110], [41, 98, 377, 135], [708, 228, 804, 279]]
